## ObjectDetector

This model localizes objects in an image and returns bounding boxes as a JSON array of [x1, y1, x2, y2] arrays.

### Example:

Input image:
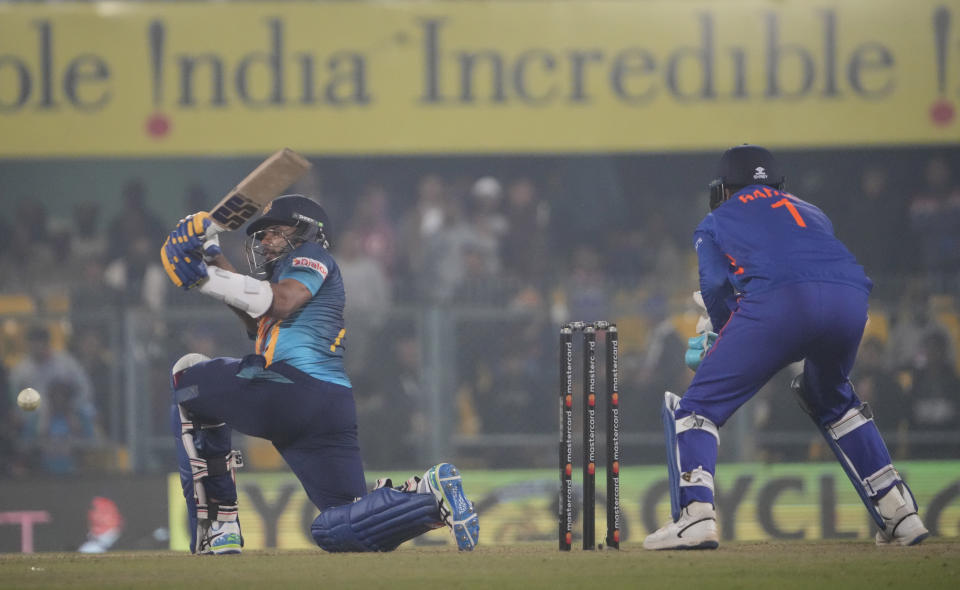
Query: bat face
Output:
[[209, 148, 312, 231]]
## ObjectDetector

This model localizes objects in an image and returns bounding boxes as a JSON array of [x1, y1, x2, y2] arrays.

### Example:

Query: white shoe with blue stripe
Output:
[[425, 463, 479, 551]]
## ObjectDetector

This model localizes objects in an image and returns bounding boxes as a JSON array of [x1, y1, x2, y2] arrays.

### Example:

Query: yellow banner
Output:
[[167, 464, 960, 550], [1, 0, 957, 157]]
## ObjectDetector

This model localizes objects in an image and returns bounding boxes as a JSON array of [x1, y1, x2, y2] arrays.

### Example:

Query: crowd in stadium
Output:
[[0, 150, 958, 475]]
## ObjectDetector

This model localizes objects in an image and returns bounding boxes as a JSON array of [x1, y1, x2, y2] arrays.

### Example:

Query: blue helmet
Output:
[[244, 194, 330, 276], [708, 145, 785, 210]]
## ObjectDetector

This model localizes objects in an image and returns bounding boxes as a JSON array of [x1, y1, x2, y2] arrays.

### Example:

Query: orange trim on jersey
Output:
[[263, 323, 281, 366], [725, 253, 745, 275], [256, 316, 280, 357], [255, 317, 269, 354]]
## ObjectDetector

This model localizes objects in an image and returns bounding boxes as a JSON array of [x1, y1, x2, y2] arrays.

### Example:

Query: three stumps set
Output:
[[559, 321, 621, 551]]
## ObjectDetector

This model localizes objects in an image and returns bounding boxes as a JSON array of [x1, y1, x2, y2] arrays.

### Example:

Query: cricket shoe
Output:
[[643, 502, 719, 550], [875, 486, 929, 547], [197, 520, 243, 555], [424, 463, 479, 551], [372, 475, 423, 493]]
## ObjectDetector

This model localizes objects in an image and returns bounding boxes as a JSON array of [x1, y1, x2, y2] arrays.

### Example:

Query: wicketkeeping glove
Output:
[[684, 331, 718, 372], [692, 290, 714, 333]]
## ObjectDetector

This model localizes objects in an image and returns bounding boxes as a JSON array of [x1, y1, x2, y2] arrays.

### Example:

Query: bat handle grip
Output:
[[206, 220, 227, 240]]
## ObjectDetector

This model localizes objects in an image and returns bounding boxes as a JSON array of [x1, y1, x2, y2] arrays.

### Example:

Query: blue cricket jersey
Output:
[[254, 241, 351, 387], [694, 185, 872, 331]]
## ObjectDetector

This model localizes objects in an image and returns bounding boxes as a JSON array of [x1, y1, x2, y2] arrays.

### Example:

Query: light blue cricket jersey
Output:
[[255, 242, 351, 387]]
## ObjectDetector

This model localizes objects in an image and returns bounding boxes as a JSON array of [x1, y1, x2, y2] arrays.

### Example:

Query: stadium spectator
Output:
[[70, 326, 117, 441], [842, 165, 907, 277], [396, 174, 450, 297], [637, 317, 691, 411], [908, 155, 960, 273], [10, 325, 97, 424], [183, 184, 210, 215], [345, 182, 398, 277], [468, 176, 509, 240], [35, 378, 98, 474], [886, 288, 955, 371], [0, 202, 56, 297], [636, 212, 686, 293], [501, 176, 549, 281], [422, 190, 500, 303], [450, 243, 517, 306], [563, 244, 610, 322], [466, 328, 551, 467], [103, 221, 169, 311], [72, 201, 107, 268], [851, 336, 909, 440], [337, 229, 392, 375], [905, 330, 960, 458], [9, 326, 99, 469], [106, 179, 165, 256], [357, 331, 428, 468]]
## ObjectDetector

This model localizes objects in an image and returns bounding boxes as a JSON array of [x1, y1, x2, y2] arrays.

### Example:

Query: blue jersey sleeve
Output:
[[695, 228, 735, 331]]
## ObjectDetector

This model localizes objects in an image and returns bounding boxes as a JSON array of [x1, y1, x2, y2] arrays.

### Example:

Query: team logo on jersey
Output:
[[753, 167, 768, 180], [292, 257, 328, 277]]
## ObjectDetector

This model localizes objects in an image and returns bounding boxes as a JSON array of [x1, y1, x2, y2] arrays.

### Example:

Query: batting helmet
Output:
[[246, 194, 330, 244], [244, 194, 331, 277]]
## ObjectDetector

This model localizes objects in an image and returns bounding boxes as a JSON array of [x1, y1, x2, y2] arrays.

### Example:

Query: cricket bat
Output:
[[208, 148, 312, 232]]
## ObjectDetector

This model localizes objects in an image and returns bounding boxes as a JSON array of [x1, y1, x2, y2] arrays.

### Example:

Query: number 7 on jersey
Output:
[[771, 198, 806, 228]]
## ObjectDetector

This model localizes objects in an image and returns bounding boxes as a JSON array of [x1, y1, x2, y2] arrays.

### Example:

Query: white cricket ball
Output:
[[17, 387, 41, 411]]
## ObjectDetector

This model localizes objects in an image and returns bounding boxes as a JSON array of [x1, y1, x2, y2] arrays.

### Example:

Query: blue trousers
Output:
[[676, 282, 891, 506], [172, 355, 367, 535]]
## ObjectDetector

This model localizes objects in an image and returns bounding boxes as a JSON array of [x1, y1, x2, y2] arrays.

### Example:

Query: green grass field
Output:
[[1, 540, 958, 590]]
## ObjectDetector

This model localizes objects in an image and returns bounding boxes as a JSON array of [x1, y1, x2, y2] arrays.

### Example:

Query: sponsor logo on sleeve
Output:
[[291, 257, 328, 278]]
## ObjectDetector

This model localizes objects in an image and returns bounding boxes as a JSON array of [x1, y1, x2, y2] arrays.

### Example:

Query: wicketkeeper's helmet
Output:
[[708, 144, 786, 210]]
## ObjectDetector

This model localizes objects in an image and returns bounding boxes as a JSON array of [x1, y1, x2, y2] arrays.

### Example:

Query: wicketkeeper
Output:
[[645, 145, 928, 550]]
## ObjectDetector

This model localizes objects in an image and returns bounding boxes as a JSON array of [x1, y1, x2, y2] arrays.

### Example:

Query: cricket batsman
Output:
[[644, 145, 929, 550], [160, 194, 479, 554]]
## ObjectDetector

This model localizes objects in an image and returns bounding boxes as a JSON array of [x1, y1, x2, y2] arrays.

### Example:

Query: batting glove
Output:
[[160, 235, 209, 290], [173, 211, 224, 262]]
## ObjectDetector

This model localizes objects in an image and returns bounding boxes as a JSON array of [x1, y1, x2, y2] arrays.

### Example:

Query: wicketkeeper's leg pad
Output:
[[662, 391, 719, 521], [311, 488, 444, 552], [791, 374, 901, 530]]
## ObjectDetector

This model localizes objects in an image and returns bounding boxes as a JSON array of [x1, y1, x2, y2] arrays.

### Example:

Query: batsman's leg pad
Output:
[[171, 353, 244, 553], [791, 375, 900, 531], [311, 488, 443, 552], [662, 392, 719, 521]]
